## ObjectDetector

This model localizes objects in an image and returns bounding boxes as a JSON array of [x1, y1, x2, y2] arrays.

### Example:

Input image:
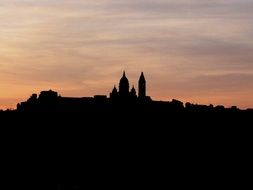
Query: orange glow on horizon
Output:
[[1, 1, 253, 110]]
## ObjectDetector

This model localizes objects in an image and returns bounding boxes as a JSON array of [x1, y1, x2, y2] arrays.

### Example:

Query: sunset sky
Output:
[[1, 0, 253, 109]]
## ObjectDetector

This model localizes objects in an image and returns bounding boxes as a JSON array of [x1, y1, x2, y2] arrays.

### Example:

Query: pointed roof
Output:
[[131, 85, 136, 92], [130, 85, 137, 96], [139, 72, 146, 81], [112, 85, 117, 92]]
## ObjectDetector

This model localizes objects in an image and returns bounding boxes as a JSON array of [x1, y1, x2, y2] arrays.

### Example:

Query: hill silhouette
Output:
[[0, 72, 252, 190], [2, 71, 252, 129]]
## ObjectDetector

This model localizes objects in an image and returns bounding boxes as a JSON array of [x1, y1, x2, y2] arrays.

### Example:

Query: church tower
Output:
[[119, 71, 129, 97], [138, 72, 146, 98]]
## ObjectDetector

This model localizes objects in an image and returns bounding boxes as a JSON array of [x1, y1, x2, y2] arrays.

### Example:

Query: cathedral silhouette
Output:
[[17, 72, 153, 112], [110, 71, 148, 100], [16, 71, 249, 113]]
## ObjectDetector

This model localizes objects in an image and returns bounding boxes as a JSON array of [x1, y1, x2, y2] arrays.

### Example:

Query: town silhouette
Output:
[[1, 71, 252, 190], [10, 71, 252, 114]]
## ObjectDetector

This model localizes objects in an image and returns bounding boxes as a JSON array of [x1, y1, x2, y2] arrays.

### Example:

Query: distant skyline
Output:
[[1, 0, 253, 109]]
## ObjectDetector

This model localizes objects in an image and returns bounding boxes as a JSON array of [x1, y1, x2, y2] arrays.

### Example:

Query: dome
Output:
[[120, 71, 129, 85], [119, 71, 130, 96]]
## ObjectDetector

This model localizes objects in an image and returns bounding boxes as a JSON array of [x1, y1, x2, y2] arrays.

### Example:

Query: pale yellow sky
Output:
[[1, 0, 253, 109]]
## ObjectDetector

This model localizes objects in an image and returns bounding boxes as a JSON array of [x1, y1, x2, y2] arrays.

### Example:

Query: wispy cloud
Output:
[[0, 0, 253, 109]]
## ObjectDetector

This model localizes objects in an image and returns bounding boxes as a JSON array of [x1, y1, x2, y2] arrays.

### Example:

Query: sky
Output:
[[1, 0, 253, 109]]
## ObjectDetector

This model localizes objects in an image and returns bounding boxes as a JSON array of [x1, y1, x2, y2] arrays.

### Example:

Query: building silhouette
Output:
[[16, 71, 248, 113], [17, 72, 152, 112], [110, 71, 146, 100]]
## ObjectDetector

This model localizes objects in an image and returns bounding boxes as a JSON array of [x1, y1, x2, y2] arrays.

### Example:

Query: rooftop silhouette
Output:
[[14, 71, 252, 113]]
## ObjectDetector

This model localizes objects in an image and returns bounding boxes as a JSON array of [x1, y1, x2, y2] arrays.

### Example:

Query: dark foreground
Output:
[[0, 110, 252, 189]]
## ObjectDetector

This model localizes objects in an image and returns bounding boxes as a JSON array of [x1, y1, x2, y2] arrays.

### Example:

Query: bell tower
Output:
[[138, 72, 146, 98]]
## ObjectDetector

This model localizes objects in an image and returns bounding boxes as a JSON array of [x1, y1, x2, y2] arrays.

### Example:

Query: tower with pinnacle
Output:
[[138, 72, 146, 98]]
